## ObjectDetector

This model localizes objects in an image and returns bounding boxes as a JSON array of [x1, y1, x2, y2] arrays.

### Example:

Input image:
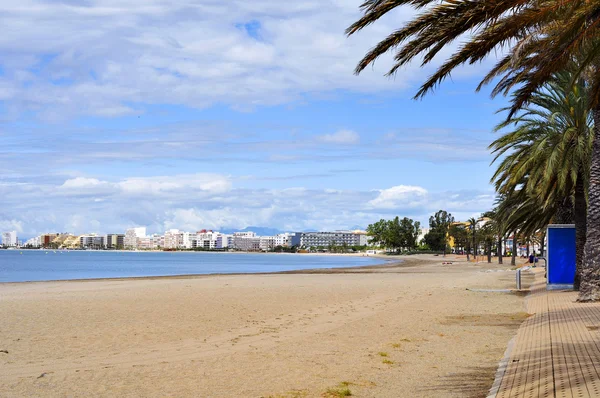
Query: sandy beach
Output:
[[0, 254, 533, 397]]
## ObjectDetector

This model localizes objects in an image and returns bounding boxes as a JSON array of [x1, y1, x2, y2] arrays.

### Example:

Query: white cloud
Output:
[[0, 176, 495, 237], [118, 174, 231, 196], [0, 0, 491, 119], [317, 129, 360, 145], [368, 185, 428, 209], [61, 177, 106, 189], [58, 173, 231, 198]]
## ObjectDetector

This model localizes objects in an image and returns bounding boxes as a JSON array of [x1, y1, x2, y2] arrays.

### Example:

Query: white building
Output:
[[233, 235, 261, 251], [2, 231, 18, 247], [124, 227, 147, 248], [181, 232, 194, 249], [291, 231, 364, 249], [259, 236, 275, 251], [417, 228, 430, 245], [163, 229, 181, 249], [216, 234, 233, 249], [274, 233, 293, 247], [136, 237, 153, 250], [151, 234, 164, 248], [234, 231, 256, 238], [24, 236, 41, 248]]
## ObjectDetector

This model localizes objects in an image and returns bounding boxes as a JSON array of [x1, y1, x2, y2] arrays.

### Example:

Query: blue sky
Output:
[[0, 0, 509, 237]]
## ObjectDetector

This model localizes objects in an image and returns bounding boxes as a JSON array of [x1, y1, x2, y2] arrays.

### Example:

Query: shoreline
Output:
[[0, 256, 407, 285]]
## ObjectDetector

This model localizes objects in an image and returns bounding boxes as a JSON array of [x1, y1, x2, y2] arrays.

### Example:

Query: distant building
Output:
[[291, 231, 363, 249], [274, 233, 293, 247], [259, 236, 275, 251], [417, 228, 430, 245], [216, 234, 233, 249], [24, 236, 40, 247], [196, 230, 219, 249], [2, 231, 17, 247], [233, 234, 261, 251], [233, 231, 256, 238], [124, 227, 147, 248], [136, 237, 153, 250], [80, 235, 105, 249], [163, 229, 181, 249], [106, 234, 125, 249], [150, 234, 164, 248], [40, 233, 60, 247]]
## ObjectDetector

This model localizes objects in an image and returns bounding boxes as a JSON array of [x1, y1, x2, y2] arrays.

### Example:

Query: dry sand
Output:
[[0, 254, 533, 397]]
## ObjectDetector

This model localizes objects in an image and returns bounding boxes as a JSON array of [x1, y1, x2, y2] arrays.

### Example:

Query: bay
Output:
[[0, 250, 386, 283]]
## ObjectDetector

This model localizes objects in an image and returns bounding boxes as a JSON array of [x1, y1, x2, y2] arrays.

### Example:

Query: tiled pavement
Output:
[[493, 270, 600, 397]]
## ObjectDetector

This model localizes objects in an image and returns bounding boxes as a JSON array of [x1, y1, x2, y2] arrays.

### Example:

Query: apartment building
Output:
[[124, 227, 146, 248], [274, 233, 293, 247], [24, 236, 41, 247], [2, 231, 17, 246], [163, 229, 182, 249], [80, 235, 105, 249], [233, 235, 261, 251], [105, 234, 125, 249], [291, 231, 363, 249], [216, 234, 233, 249]]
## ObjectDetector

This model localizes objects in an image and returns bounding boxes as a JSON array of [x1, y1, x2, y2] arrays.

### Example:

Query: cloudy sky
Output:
[[0, 0, 508, 238]]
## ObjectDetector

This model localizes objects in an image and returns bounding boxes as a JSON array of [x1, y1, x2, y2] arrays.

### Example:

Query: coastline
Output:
[[0, 254, 529, 397], [0, 251, 400, 285]]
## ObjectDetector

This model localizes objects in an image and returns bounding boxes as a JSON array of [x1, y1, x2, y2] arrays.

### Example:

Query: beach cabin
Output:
[[546, 224, 576, 290]]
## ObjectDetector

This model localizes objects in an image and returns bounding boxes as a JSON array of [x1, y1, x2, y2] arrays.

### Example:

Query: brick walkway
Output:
[[492, 270, 600, 397]]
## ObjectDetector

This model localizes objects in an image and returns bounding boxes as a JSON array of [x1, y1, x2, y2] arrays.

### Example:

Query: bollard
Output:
[[516, 269, 522, 290]]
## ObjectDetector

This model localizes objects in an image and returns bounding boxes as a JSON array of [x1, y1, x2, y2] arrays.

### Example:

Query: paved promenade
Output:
[[492, 270, 600, 397]]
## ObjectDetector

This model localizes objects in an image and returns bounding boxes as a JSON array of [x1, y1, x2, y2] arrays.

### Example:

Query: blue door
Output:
[[547, 226, 576, 285]]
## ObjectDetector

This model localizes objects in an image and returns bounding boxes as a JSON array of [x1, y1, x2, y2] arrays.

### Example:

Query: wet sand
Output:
[[0, 254, 532, 397]]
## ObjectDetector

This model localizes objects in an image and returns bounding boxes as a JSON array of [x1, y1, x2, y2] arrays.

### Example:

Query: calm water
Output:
[[0, 250, 386, 283]]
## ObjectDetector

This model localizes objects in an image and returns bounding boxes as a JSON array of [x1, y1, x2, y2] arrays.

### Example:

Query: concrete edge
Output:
[[486, 335, 516, 398]]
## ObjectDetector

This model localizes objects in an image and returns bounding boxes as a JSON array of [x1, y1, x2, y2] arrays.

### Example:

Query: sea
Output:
[[0, 250, 386, 283]]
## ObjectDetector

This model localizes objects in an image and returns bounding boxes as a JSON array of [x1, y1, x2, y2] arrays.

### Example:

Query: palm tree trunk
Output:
[[578, 105, 600, 301], [577, 105, 600, 301], [540, 231, 546, 257], [574, 167, 587, 291], [498, 236, 503, 264], [487, 241, 492, 263], [466, 241, 470, 261], [511, 233, 517, 266]]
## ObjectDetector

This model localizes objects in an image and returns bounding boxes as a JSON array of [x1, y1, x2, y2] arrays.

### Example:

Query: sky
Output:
[[0, 0, 511, 238]]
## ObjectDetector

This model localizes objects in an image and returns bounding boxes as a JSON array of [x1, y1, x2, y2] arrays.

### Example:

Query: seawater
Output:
[[0, 250, 386, 283]]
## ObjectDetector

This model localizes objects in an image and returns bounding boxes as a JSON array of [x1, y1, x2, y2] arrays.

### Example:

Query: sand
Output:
[[0, 255, 533, 397]]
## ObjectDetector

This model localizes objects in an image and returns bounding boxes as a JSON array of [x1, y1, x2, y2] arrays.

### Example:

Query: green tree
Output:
[[423, 210, 454, 254], [367, 217, 421, 252], [346, 0, 600, 300], [448, 224, 467, 255], [491, 70, 592, 289], [479, 218, 497, 263], [366, 219, 388, 248], [398, 217, 421, 251]]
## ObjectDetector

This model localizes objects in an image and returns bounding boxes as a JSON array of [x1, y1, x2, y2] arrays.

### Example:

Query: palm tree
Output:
[[479, 220, 496, 263], [482, 209, 502, 264], [347, 1, 600, 301], [467, 217, 478, 261], [490, 70, 592, 288]]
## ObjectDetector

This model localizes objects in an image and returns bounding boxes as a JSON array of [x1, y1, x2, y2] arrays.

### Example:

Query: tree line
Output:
[[347, 1, 600, 301], [367, 210, 456, 254]]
